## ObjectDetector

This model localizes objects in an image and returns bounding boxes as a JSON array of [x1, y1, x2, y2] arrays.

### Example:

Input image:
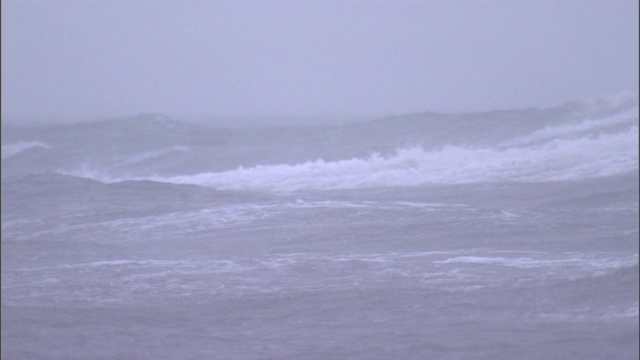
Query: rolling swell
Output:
[[144, 126, 638, 192], [2, 97, 638, 188], [1, 141, 52, 160], [2, 95, 638, 360]]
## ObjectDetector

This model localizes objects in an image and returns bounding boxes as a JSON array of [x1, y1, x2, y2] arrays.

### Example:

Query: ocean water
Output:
[[1, 95, 639, 359]]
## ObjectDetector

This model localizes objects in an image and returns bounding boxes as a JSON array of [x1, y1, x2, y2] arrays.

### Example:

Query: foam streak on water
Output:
[[2, 96, 638, 360]]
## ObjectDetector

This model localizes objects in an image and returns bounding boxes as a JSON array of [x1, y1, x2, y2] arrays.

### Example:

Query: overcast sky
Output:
[[2, 0, 638, 122]]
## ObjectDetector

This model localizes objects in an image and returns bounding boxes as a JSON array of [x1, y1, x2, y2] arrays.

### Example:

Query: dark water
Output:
[[2, 95, 638, 359]]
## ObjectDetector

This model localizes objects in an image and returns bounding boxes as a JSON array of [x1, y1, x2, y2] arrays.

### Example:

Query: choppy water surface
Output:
[[2, 96, 638, 359]]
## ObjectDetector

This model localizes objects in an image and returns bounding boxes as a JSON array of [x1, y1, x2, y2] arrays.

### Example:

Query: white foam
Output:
[[58, 111, 639, 193], [540, 303, 639, 322], [503, 107, 639, 147], [58, 259, 183, 268], [6, 250, 636, 304], [140, 126, 638, 192], [1, 141, 52, 160], [44, 204, 282, 236], [434, 254, 639, 270]]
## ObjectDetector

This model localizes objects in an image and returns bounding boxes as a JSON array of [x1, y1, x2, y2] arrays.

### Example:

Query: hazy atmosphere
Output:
[[2, 0, 638, 123], [2, 1, 638, 360]]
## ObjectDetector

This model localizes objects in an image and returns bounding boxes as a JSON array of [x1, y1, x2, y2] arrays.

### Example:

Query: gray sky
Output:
[[2, 0, 638, 122]]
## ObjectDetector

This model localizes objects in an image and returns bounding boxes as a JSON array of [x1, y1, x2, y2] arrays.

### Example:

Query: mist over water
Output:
[[3, 0, 638, 357], [2, 94, 638, 359]]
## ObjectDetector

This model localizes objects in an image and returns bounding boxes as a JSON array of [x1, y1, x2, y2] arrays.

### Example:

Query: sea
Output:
[[2, 94, 639, 359]]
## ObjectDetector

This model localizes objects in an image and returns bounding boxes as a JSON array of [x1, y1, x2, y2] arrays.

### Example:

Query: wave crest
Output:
[[132, 126, 637, 192], [1, 141, 52, 160]]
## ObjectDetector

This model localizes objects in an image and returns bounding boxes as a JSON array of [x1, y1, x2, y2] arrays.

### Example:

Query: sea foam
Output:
[[142, 125, 637, 192]]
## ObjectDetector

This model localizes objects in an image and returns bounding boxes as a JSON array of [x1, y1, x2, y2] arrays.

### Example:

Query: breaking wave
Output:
[[503, 106, 638, 147], [71, 124, 638, 192]]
